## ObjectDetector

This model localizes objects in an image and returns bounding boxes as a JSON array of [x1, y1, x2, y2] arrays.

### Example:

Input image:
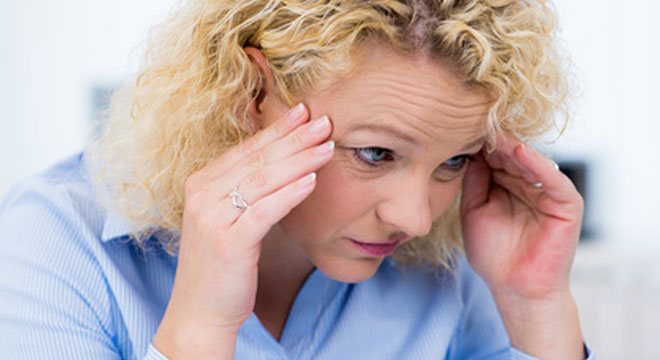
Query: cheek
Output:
[[278, 161, 372, 242], [430, 177, 464, 218]]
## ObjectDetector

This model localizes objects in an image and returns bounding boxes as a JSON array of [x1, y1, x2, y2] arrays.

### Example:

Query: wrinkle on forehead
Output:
[[329, 70, 488, 138], [350, 68, 489, 114], [337, 47, 486, 115], [357, 88, 489, 128], [305, 42, 491, 149]]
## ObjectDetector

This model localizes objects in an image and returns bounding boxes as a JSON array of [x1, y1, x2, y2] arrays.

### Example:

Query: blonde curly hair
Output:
[[89, 0, 570, 270]]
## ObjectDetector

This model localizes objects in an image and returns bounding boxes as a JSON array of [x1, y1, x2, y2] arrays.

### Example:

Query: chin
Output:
[[314, 256, 385, 284]]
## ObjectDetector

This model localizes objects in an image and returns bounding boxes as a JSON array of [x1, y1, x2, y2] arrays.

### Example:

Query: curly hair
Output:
[[89, 0, 570, 271]]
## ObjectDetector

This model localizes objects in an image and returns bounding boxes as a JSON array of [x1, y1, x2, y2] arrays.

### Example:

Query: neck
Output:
[[253, 225, 315, 340]]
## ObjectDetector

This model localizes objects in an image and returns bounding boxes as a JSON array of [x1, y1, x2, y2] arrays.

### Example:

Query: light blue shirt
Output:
[[0, 153, 595, 359]]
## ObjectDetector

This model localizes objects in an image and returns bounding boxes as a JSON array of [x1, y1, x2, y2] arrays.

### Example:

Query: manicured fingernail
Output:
[[313, 140, 335, 155], [309, 116, 329, 134], [287, 103, 305, 124], [515, 143, 534, 165], [296, 172, 316, 188]]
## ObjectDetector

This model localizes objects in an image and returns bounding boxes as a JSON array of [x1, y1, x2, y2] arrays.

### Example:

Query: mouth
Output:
[[348, 237, 404, 257]]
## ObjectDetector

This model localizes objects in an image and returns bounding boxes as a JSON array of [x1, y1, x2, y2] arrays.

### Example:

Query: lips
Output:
[[349, 236, 405, 257]]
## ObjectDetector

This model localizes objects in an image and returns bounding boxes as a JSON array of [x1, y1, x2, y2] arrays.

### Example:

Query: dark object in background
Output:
[[556, 160, 594, 240]]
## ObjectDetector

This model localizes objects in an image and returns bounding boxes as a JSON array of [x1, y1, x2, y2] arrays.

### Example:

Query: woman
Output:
[[0, 0, 595, 359]]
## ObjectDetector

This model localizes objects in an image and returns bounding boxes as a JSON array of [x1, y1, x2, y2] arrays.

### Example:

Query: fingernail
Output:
[[296, 172, 317, 188], [287, 103, 305, 125], [309, 116, 329, 134], [313, 140, 335, 155]]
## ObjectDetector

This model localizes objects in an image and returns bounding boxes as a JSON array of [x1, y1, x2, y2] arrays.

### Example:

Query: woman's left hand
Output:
[[460, 134, 586, 359], [460, 134, 583, 300]]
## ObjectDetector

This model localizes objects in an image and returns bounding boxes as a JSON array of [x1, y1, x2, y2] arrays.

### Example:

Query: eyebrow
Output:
[[348, 123, 485, 152]]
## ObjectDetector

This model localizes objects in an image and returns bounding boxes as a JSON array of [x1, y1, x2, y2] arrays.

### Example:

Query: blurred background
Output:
[[1, 1, 659, 359]]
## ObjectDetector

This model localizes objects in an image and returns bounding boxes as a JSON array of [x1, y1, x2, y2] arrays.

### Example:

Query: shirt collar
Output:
[[101, 209, 134, 242]]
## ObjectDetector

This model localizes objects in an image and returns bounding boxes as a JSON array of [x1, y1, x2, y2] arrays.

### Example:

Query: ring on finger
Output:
[[551, 161, 560, 171], [229, 186, 250, 212]]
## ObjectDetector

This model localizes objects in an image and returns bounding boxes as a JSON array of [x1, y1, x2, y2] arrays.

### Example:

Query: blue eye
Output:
[[353, 147, 395, 167], [441, 154, 474, 171]]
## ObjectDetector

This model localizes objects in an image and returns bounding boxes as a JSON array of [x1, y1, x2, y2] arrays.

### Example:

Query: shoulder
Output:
[[0, 152, 108, 245], [0, 153, 177, 358], [0, 153, 122, 355], [0, 152, 114, 296]]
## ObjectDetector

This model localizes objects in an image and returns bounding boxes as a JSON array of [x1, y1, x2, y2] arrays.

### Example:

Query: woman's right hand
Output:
[[152, 103, 334, 359]]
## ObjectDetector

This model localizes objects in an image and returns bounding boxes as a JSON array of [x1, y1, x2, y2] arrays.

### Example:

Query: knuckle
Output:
[[248, 202, 274, 226], [274, 119, 290, 137], [246, 149, 267, 167], [184, 173, 207, 202], [245, 168, 268, 188], [286, 130, 305, 148], [184, 172, 200, 194], [184, 189, 208, 216], [239, 137, 259, 156]]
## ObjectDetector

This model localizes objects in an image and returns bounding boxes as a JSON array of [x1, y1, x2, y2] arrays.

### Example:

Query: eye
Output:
[[440, 154, 475, 172], [352, 147, 395, 167]]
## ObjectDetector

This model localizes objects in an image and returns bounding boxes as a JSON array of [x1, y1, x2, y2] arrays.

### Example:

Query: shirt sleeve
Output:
[[0, 180, 121, 359], [446, 256, 598, 360], [511, 342, 597, 359]]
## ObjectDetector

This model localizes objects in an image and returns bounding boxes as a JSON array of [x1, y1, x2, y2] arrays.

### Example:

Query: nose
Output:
[[375, 179, 434, 238]]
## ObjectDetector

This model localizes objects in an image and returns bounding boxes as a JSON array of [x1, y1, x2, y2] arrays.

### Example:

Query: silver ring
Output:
[[229, 186, 249, 211], [552, 161, 560, 171], [531, 182, 543, 188]]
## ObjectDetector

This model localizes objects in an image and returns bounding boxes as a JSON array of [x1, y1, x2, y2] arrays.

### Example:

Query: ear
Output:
[[244, 46, 281, 130]]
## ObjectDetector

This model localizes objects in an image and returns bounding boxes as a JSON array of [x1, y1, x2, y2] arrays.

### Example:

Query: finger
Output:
[[486, 133, 537, 179], [211, 115, 332, 200], [236, 115, 332, 173], [230, 171, 318, 248], [202, 103, 309, 178], [214, 139, 335, 215], [491, 169, 546, 211], [461, 151, 492, 213], [514, 144, 578, 206], [487, 150, 540, 186]]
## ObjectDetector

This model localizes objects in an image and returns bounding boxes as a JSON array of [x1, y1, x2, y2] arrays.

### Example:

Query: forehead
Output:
[[303, 43, 490, 151]]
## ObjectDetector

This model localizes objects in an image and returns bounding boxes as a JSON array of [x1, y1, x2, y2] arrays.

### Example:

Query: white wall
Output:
[[1, 0, 659, 242], [0, 0, 177, 193], [553, 0, 660, 245]]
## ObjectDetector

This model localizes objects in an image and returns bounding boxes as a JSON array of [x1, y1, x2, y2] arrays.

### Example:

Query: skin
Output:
[[255, 44, 490, 333], [153, 42, 585, 359]]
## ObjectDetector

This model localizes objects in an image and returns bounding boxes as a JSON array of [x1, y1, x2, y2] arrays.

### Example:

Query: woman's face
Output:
[[271, 44, 490, 283]]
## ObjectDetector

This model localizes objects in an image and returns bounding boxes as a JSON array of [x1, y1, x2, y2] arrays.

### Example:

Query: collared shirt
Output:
[[0, 153, 596, 359]]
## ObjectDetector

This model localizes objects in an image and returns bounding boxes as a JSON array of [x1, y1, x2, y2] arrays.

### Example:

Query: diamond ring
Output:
[[229, 186, 249, 211]]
